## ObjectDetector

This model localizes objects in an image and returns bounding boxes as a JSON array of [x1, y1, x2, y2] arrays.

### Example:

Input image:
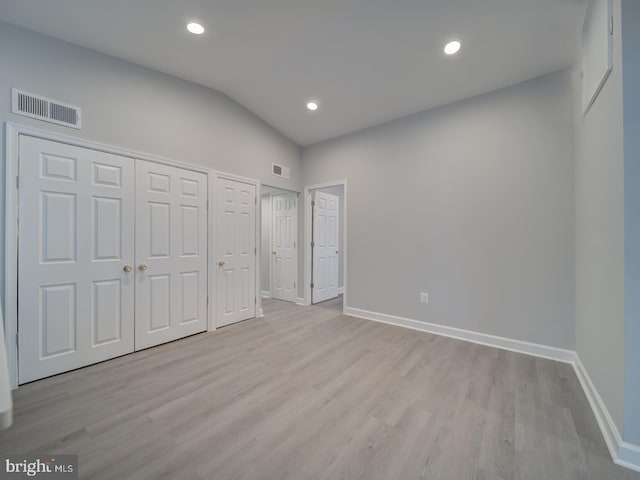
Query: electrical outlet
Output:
[[420, 292, 429, 304]]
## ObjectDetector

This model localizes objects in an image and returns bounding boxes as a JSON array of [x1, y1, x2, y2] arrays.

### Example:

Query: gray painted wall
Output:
[[0, 22, 302, 311], [622, 0, 640, 445], [574, 0, 626, 434], [303, 70, 575, 349], [313, 185, 344, 289]]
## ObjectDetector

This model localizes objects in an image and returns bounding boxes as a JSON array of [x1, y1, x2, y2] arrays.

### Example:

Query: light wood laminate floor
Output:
[[313, 294, 343, 312], [1, 299, 637, 480]]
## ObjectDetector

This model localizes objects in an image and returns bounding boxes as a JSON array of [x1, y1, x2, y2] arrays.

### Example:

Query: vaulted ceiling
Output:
[[0, 0, 586, 145]]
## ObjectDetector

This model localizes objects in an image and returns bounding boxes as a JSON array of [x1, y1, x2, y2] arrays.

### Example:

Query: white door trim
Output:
[[212, 171, 262, 325], [303, 180, 347, 310], [4, 123, 19, 389], [3, 122, 215, 388]]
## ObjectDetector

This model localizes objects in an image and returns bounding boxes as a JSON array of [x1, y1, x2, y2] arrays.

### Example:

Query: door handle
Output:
[[272, 251, 277, 255], [218, 260, 225, 266], [336, 250, 340, 254], [138, 264, 148, 271], [123, 265, 133, 272]]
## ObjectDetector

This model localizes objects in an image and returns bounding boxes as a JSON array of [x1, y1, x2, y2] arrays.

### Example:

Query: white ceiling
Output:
[[0, 0, 586, 145]]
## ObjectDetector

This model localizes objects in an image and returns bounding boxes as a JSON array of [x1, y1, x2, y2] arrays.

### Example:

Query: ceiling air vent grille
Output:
[[11, 89, 82, 129], [272, 163, 290, 179]]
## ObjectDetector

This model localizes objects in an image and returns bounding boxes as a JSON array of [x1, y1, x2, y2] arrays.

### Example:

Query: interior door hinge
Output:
[[16, 332, 21, 347], [255, 247, 257, 254], [610, 16, 614, 35], [311, 241, 315, 247], [294, 282, 296, 288], [207, 296, 209, 306], [310, 283, 314, 289], [254, 297, 257, 304], [311, 200, 315, 207], [16, 176, 21, 189]]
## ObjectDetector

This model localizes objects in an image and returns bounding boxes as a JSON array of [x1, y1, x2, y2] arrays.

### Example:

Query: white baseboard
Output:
[[619, 442, 640, 472], [261, 291, 271, 299], [343, 306, 575, 363], [342, 305, 640, 473], [295, 297, 306, 306], [572, 356, 620, 462], [573, 356, 640, 473], [337, 287, 344, 295]]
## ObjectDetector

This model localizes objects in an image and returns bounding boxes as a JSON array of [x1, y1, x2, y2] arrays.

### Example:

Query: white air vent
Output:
[[272, 163, 290, 179], [12, 89, 82, 129]]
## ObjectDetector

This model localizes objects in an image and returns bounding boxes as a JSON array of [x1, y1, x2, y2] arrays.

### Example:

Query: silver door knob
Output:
[[218, 260, 225, 266], [336, 250, 340, 254], [138, 264, 148, 271], [123, 265, 133, 272]]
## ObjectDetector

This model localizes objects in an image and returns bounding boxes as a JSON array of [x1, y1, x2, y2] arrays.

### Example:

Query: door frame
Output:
[[212, 171, 262, 327], [3, 122, 216, 389], [303, 180, 348, 310]]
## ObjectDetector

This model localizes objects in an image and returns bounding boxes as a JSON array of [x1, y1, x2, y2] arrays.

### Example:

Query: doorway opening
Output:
[[261, 185, 302, 304], [304, 181, 347, 311]]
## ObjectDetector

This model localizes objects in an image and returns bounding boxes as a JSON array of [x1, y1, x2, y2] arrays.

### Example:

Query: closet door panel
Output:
[[135, 161, 208, 350], [18, 136, 135, 384]]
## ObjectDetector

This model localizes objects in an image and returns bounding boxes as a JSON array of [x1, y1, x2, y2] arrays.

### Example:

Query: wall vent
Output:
[[11, 89, 82, 129], [272, 163, 290, 179]]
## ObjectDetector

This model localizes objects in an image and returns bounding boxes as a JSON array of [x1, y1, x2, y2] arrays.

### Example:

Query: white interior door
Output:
[[18, 136, 135, 384], [216, 177, 256, 327], [135, 161, 208, 350], [312, 191, 340, 304], [271, 192, 298, 303]]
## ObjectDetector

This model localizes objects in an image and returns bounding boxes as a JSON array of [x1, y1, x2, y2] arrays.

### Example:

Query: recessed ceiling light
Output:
[[187, 22, 205, 35], [306, 101, 319, 111], [444, 40, 461, 55]]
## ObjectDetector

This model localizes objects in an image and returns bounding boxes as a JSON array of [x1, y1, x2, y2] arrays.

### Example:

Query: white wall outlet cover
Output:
[[420, 293, 429, 304]]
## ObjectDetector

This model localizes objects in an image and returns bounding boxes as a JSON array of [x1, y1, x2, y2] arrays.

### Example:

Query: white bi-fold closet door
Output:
[[17, 136, 208, 384], [312, 191, 340, 304]]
